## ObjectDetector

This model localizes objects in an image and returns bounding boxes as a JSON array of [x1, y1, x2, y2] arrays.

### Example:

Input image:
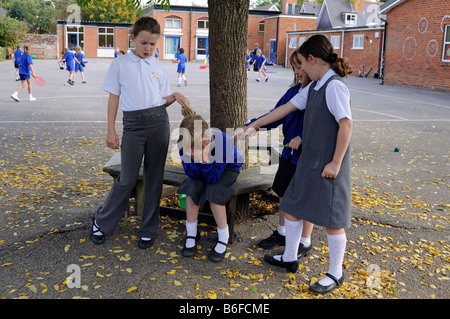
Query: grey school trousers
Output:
[[95, 105, 170, 238]]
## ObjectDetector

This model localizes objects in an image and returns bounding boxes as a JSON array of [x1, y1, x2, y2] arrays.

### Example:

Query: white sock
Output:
[[178, 77, 182, 85], [274, 218, 302, 262], [215, 225, 229, 253], [319, 233, 346, 286], [300, 236, 311, 247], [141, 237, 151, 241], [92, 219, 102, 236], [277, 225, 285, 236], [182, 75, 186, 81], [185, 220, 198, 248]]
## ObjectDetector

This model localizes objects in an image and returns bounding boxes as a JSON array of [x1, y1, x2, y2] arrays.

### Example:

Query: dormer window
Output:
[[344, 13, 357, 25]]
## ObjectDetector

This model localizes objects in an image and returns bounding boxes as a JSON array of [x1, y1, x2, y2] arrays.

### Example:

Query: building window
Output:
[[443, 25, 450, 62], [298, 37, 306, 46], [344, 13, 357, 25], [258, 22, 264, 33], [288, 37, 297, 49], [331, 35, 340, 49], [353, 34, 364, 49], [98, 27, 114, 48], [197, 20, 209, 29], [165, 18, 181, 29], [66, 26, 84, 51]]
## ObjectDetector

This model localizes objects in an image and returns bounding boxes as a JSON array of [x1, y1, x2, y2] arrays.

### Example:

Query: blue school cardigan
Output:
[[247, 83, 304, 164], [179, 130, 243, 184]]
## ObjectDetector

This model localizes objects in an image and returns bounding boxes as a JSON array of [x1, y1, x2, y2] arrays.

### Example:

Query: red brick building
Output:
[[380, 0, 450, 91], [285, 0, 385, 78], [56, 20, 132, 58]]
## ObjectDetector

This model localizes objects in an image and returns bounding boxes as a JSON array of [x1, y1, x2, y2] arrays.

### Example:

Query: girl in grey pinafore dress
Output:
[[279, 75, 351, 228]]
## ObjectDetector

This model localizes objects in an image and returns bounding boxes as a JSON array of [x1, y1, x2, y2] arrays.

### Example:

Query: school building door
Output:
[[196, 37, 208, 60], [165, 36, 180, 59], [269, 40, 277, 65]]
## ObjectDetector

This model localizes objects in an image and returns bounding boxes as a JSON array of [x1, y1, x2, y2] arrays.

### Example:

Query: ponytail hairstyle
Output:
[[297, 34, 352, 77]]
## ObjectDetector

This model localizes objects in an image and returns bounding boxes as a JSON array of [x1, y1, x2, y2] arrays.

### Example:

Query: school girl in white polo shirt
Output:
[[90, 17, 190, 249]]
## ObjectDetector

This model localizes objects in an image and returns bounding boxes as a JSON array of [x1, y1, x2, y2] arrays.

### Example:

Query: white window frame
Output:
[[288, 37, 297, 49], [197, 19, 209, 30], [258, 22, 264, 33], [442, 24, 450, 62], [98, 27, 114, 48], [345, 13, 357, 25], [331, 35, 340, 49], [165, 18, 181, 29], [298, 36, 306, 47], [353, 34, 364, 49]]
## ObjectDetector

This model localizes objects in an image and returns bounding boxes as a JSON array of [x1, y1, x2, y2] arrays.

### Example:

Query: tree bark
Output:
[[207, 0, 249, 133]]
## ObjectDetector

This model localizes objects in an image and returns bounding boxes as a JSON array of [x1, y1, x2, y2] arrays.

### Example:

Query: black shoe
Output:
[[264, 255, 299, 273], [297, 243, 312, 259], [208, 240, 228, 262], [138, 238, 154, 249], [258, 230, 285, 249], [265, 77, 269, 82], [181, 232, 201, 257], [309, 273, 344, 294], [89, 217, 105, 245]]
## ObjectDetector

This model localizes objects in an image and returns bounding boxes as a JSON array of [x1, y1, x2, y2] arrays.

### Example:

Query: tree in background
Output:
[[80, 0, 144, 23], [0, 15, 29, 47]]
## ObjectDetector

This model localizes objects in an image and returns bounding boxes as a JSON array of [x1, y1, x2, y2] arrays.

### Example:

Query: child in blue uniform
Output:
[[73, 46, 86, 84], [178, 114, 244, 262], [13, 45, 23, 81], [253, 49, 269, 82], [61, 48, 77, 85], [10, 45, 36, 102], [175, 48, 188, 87], [246, 52, 314, 257]]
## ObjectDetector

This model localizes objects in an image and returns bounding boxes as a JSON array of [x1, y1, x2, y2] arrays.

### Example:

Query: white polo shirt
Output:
[[102, 51, 171, 111], [290, 69, 352, 123]]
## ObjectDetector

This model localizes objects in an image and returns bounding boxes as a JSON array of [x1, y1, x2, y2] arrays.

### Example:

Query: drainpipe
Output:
[[379, 17, 388, 82]]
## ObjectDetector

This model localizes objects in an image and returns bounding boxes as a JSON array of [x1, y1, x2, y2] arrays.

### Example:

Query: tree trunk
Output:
[[208, 1, 251, 222], [207, 0, 249, 133]]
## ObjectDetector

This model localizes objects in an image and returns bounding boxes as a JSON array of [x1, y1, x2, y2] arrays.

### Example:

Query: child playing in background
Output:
[[13, 45, 23, 81], [10, 45, 36, 102], [73, 46, 86, 84], [178, 113, 244, 262], [175, 48, 188, 87], [61, 48, 77, 85], [253, 49, 269, 82]]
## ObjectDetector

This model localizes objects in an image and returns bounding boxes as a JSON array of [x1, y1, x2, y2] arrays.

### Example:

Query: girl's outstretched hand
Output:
[[233, 125, 258, 140]]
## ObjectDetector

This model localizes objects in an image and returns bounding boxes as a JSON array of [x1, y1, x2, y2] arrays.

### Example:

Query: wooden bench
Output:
[[102, 152, 278, 243]]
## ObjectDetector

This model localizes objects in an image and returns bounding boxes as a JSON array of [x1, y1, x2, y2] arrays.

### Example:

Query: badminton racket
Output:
[[33, 75, 45, 86]]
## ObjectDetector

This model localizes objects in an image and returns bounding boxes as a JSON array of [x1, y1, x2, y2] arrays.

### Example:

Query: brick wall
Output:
[[383, 0, 450, 91], [285, 29, 383, 76], [20, 34, 58, 59]]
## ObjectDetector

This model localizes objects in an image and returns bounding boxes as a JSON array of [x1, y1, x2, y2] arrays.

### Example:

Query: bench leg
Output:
[[135, 180, 144, 216], [226, 195, 237, 244]]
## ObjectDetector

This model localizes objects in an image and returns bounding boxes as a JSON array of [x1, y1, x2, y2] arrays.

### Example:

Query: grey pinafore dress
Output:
[[279, 75, 351, 229]]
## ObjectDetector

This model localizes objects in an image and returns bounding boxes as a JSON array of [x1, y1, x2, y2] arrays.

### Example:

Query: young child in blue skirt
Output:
[[175, 48, 188, 87], [246, 52, 314, 258], [10, 45, 37, 102], [73, 46, 86, 84], [253, 49, 269, 82], [178, 113, 244, 262]]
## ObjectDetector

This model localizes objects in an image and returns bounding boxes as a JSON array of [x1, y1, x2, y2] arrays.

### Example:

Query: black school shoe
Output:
[[138, 238, 155, 249], [208, 240, 228, 262], [181, 232, 201, 257], [297, 243, 312, 259], [258, 230, 285, 249], [264, 255, 299, 273], [89, 217, 105, 245], [309, 273, 344, 294]]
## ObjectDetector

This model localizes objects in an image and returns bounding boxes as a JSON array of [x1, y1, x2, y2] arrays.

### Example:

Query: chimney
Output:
[[353, 0, 365, 12], [282, 0, 298, 14]]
